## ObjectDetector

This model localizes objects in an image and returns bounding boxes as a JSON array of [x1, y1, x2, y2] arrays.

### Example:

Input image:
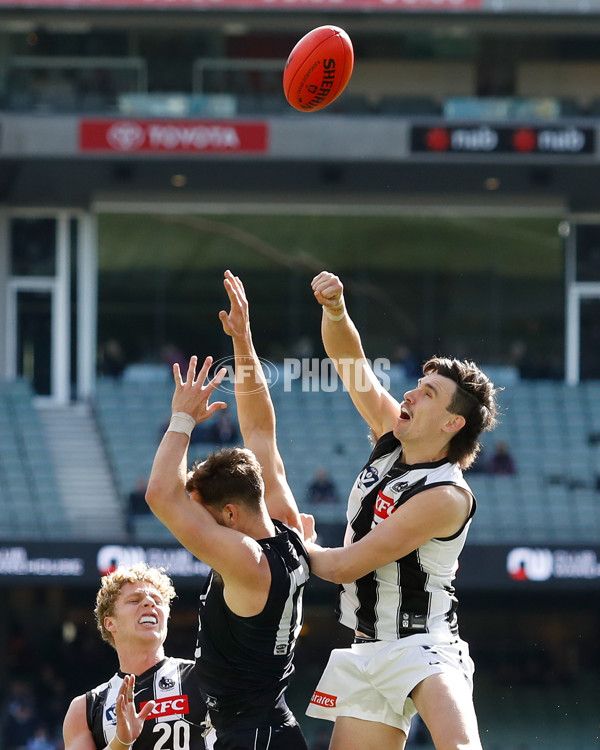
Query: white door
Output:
[[1, 211, 97, 404]]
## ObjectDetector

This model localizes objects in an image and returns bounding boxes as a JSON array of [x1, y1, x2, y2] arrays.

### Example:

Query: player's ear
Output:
[[104, 615, 117, 634], [443, 413, 466, 434], [222, 503, 238, 527]]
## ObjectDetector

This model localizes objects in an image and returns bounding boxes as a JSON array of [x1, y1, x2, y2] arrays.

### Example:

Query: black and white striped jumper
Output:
[[338, 431, 476, 644]]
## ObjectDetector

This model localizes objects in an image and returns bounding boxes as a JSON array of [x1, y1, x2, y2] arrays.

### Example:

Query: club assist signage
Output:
[[0, 540, 598, 589], [455, 544, 600, 589], [97, 544, 210, 578], [0, 546, 84, 577], [506, 546, 600, 582], [0, 542, 209, 586]]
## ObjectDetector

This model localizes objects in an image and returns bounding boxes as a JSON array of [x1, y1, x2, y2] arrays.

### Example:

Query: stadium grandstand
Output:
[[1, 1, 600, 748]]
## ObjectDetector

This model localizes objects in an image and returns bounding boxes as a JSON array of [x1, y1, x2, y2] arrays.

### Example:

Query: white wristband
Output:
[[115, 735, 135, 747], [323, 304, 346, 322], [167, 412, 196, 437]]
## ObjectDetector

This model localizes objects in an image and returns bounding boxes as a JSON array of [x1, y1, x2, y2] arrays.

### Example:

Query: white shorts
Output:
[[305, 636, 474, 736]]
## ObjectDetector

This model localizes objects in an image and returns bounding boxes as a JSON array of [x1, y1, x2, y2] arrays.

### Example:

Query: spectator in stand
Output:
[[392, 344, 422, 380], [488, 441, 516, 475], [208, 410, 240, 445], [160, 343, 187, 372], [26, 726, 57, 750], [101, 339, 126, 379], [306, 467, 340, 505], [180, 410, 240, 447], [2, 681, 36, 750]]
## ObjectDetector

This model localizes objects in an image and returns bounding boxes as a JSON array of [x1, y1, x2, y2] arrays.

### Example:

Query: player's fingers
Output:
[[186, 355, 198, 385], [173, 363, 183, 387], [138, 700, 156, 722], [311, 271, 331, 288], [116, 693, 129, 715], [206, 401, 228, 417], [230, 274, 247, 307], [223, 275, 236, 299], [205, 367, 227, 392], [232, 275, 247, 304], [313, 278, 339, 299], [224, 277, 241, 308], [195, 355, 213, 384], [320, 282, 342, 301]]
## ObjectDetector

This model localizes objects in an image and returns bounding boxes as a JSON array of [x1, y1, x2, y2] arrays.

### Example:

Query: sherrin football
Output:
[[283, 26, 354, 112]]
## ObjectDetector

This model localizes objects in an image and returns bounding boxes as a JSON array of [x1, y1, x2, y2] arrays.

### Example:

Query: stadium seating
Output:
[[92, 374, 600, 545], [4, 373, 600, 544], [474, 673, 600, 750], [0, 379, 67, 539]]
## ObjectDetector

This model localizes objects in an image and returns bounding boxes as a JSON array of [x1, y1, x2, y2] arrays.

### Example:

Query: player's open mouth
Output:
[[139, 615, 158, 625], [399, 406, 411, 422]]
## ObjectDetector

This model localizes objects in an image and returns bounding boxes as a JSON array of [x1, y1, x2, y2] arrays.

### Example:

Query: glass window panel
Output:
[[10, 218, 56, 276]]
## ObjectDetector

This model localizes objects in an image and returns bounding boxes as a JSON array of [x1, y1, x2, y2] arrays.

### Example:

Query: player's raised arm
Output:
[[145, 356, 270, 593], [312, 271, 402, 441], [219, 270, 302, 533]]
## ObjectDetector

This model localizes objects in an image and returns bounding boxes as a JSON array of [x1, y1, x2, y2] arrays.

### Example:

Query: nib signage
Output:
[[506, 547, 600, 583], [412, 125, 595, 156]]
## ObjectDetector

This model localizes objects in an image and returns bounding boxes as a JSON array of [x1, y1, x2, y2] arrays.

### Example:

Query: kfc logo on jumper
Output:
[[374, 491, 395, 520], [310, 690, 337, 708], [142, 695, 189, 718]]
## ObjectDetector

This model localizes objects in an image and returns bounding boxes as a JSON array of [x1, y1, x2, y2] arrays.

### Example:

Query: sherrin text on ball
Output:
[[283, 26, 354, 112]]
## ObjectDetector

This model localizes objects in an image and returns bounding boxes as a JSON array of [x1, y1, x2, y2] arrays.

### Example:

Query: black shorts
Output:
[[214, 719, 308, 750]]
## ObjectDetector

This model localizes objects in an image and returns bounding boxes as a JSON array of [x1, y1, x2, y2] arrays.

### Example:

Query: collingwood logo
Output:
[[159, 676, 175, 690], [389, 479, 410, 493]]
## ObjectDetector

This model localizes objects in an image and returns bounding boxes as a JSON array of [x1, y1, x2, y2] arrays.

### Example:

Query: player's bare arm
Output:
[[304, 484, 472, 584], [312, 270, 401, 440], [220, 269, 302, 533], [63, 695, 99, 750], [64, 677, 155, 750], [145, 355, 272, 615]]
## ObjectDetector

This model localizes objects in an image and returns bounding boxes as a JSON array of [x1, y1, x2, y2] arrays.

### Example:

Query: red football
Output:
[[283, 26, 354, 112]]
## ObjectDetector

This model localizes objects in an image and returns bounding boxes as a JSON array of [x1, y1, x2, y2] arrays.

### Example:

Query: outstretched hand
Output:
[[219, 270, 250, 339], [312, 271, 344, 309], [172, 355, 227, 423], [114, 674, 155, 746]]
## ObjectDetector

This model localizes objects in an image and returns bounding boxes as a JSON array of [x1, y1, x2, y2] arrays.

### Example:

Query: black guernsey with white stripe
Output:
[[338, 431, 476, 643], [194, 519, 310, 733], [86, 657, 208, 750]]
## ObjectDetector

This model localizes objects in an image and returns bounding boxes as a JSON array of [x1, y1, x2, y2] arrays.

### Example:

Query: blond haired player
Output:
[[63, 563, 211, 750]]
